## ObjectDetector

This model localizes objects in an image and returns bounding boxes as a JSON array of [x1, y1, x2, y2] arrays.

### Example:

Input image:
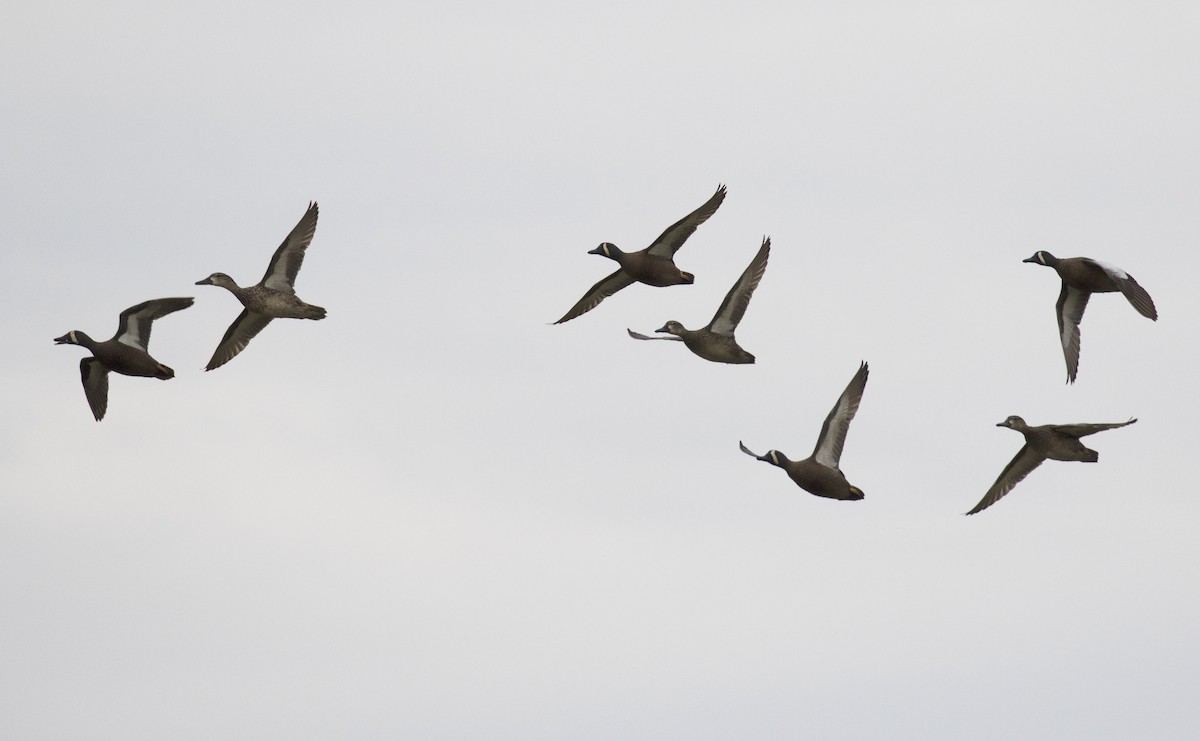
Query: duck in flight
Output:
[[1022, 251, 1157, 383], [628, 236, 769, 364], [554, 185, 726, 324], [739, 362, 869, 500], [966, 415, 1137, 515], [54, 297, 194, 420], [196, 201, 326, 370]]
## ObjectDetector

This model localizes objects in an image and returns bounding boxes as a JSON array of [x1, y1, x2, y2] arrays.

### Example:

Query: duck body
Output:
[[554, 185, 726, 324], [1023, 250, 1157, 382], [196, 201, 325, 370], [966, 415, 1137, 515], [752, 449, 865, 500], [739, 361, 869, 501], [670, 325, 755, 364], [54, 297, 194, 420], [58, 332, 177, 379], [589, 243, 694, 287], [628, 236, 769, 364], [197, 275, 327, 320]]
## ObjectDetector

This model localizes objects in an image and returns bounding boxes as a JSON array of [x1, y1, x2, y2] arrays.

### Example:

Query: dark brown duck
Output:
[[739, 362, 869, 500], [54, 297, 194, 421], [1023, 251, 1157, 383], [554, 185, 726, 324]]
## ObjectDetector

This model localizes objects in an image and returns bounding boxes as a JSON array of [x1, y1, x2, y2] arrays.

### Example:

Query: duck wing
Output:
[[261, 201, 319, 293], [1055, 283, 1090, 383], [627, 328, 683, 342], [113, 297, 194, 351], [707, 236, 769, 336], [80, 358, 109, 421], [204, 309, 273, 370], [812, 362, 869, 469], [554, 269, 635, 324], [1088, 260, 1158, 320], [738, 441, 770, 461], [1054, 418, 1137, 439], [966, 444, 1045, 515], [646, 184, 727, 258]]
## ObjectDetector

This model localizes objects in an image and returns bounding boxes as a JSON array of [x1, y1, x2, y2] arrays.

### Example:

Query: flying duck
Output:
[[554, 184, 727, 324], [628, 236, 770, 364], [196, 201, 326, 370], [1023, 251, 1157, 383], [966, 415, 1137, 515], [54, 297, 194, 421], [739, 361, 869, 500]]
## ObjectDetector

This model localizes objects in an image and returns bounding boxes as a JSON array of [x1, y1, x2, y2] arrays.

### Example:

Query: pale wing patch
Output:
[[116, 314, 147, 350], [813, 363, 868, 469], [1092, 259, 1130, 280]]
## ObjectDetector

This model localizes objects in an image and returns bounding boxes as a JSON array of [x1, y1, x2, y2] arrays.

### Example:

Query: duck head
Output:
[[1022, 251, 1056, 266]]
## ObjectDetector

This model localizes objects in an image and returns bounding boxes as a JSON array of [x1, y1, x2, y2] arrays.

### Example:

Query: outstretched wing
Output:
[[1090, 260, 1158, 320], [261, 201, 319, 293], [114, 297, 194, 350], [707, 236, 769, 335], [646, 184, 727, 258], [812, 362, 869, 469], [204, 309, 273, 371], [738, 441, 767, 460], [1055, 283, 1089, 383], [1055, 418, 1137, 438], [79, 358, 109, 421], [627, 329, 682, 342], [966, 444, 1045, 515], [554, 269, 635, 324]]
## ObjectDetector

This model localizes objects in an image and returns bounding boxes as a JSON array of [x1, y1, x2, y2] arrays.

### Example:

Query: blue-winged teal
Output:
[[554, 185, 726, 324], [629, 236, 769, 364], [196, 201, 326, 370], [966, 415, 1137, 515], [740, 362, 869, 500], [54, 297, 194, 420], [1023, 251, 1157, 383]]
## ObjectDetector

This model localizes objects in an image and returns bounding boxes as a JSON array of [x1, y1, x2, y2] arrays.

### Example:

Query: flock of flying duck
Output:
[[55, 190, 1157, 515], [549, 185, 1156, 515]]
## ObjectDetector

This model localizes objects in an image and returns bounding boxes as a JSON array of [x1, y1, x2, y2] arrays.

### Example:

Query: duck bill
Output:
[[195, 277, 213, 285]]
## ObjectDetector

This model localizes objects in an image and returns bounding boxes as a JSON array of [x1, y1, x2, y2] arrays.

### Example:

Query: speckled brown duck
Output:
[[196, 201, 326, 370], [628, 236, 769, 364], [54, 297, 194, 421], [554, 185, 726, 324], [966, 415, 1137, 515]]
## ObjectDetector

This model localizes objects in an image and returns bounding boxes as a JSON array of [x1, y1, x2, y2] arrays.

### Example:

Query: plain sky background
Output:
[[3, 1, 1198, 738]]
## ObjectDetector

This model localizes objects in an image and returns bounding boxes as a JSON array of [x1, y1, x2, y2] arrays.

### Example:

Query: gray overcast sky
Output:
[[3, 1, 1199, 739]]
